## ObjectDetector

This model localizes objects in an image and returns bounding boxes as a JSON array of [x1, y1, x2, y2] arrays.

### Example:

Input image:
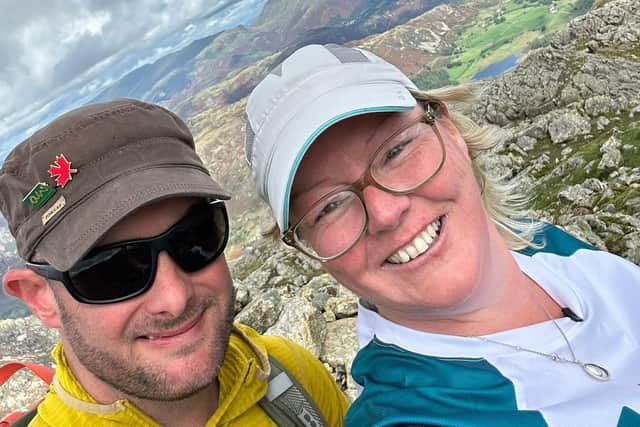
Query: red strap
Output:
[[1, 411, 26, 426], [0, 362, 54, 385], [0, 362, 54, 426]]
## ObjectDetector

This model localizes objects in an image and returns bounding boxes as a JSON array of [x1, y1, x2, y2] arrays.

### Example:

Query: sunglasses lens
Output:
[[64, 202, 228, 303], [68, 245, 152, 302], [168, 204, 228, 272]]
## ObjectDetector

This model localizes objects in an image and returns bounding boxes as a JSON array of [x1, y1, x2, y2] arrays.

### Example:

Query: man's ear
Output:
[[3, 268, 62, 328]]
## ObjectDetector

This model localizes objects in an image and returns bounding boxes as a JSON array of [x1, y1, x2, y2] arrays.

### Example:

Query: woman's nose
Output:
[[362, 185, 410, 235]]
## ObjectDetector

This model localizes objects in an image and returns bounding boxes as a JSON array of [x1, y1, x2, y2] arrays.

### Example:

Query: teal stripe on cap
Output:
[[281, 105, 414, 231]]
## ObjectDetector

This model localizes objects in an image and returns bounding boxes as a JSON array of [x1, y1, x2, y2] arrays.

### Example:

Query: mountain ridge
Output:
[[91, 0, 442, 119]]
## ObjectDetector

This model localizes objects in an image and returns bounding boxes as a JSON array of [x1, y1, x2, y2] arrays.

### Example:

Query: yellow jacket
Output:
[[31, 324, 350, 426]]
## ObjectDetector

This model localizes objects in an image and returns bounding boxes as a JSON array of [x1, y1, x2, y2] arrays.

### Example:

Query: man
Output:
[[0, 99, 349, 426]]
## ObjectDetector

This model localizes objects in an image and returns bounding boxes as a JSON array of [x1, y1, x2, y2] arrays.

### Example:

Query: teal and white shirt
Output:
[[347, 225, 640, 427]]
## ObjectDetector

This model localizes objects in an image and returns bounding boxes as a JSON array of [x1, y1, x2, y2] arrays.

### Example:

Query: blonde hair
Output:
[[411, 85, 541, 250]]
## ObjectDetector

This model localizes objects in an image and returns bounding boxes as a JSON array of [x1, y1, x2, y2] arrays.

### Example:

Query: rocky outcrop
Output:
[[476, 0, 639, 262], [477, 0, 639, 125]]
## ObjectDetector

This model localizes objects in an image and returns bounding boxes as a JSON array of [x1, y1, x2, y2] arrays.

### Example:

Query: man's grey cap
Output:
[[244, 43, 417, 232], [0, 98, 230, 271]]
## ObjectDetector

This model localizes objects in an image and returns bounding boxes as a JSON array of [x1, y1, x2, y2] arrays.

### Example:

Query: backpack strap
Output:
[[1, 409, 38, 427], [0, 362, 54, 427], [258, 356, 328, 427], [0, 362, 54, 385]]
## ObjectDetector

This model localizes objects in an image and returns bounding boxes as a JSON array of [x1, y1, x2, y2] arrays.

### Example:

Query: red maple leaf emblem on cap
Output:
[[49, 154, 78, 188]]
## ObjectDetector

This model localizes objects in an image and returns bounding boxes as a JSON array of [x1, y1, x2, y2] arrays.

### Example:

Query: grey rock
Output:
[[243, 267, 275, 291], [559, 218, 608, 250], [598, 135, 623, 172], [266, 297, 326, 357], [614, 167, 640, 185], [305, 274, 340, 290], [596, 116, 611, 130], [622, 232, 640, 265], [523, 117, 550, 139], [233, 283, 251, 314], [0, 316, 58, 419], [558, 184, 595, 208], [0, 316, 59, 364], [320, 318, 359, 401], [299, 274, 340, 310], [586, 40, 599, 53], [560, 86, 582, 105], [266, 275, 293, 290], [583, 178, 609, 194], [584, 95, 617, 116], [625, 197, 640, 212], [548, 111, 591, 144], [516, 135, 537, 152], [311, 292, 333, 312], [324, 294, 359, 320], [234, 290, 283, 333]]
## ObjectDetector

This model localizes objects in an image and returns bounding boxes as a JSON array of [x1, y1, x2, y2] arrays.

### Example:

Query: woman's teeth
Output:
[[387, 218, 441, 264]]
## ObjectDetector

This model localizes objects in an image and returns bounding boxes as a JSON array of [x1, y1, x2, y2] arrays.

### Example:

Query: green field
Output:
[[416, 0, 593, 87], [451, 0, 585, 82]]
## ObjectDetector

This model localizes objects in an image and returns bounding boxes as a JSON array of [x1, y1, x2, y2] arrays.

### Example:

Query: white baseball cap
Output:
[[244, 43, 417, 232]]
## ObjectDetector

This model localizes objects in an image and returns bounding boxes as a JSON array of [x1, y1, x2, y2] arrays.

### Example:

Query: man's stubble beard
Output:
[[56, 290, 235, 402]]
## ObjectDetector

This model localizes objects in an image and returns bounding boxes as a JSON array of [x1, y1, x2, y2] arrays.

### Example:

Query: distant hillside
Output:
[[92, 0, 443, 119], [91, 35, 218, 104], [356, 0, 599, 89]]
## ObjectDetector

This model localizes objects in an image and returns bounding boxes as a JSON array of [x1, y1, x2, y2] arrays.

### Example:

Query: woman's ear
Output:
[[437, 100, 450, 118], [3, 268, 62, 328]]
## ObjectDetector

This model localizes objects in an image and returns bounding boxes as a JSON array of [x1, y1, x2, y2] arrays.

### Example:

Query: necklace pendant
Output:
[[582, 363, 609, 381]]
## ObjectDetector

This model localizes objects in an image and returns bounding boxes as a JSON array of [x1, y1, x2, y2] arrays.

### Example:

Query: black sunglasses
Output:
[[27, 201, 229, 304]]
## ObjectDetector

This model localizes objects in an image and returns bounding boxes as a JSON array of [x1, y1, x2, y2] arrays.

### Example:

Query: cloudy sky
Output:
[[0, 0, 265, 156]]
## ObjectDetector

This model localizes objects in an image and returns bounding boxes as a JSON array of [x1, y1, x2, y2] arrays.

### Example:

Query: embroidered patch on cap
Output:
[[42, 196, 66, 225], [22, 182, 55, 208], [49, 154, 77, 188]]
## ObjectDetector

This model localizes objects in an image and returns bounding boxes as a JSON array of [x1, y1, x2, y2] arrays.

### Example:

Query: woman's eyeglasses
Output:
[[284, 102, 446, 261]]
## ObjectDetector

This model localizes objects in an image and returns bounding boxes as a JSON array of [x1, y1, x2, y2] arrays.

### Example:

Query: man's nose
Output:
[[141, 252, 194, 316], [362, 185, 410, 235]]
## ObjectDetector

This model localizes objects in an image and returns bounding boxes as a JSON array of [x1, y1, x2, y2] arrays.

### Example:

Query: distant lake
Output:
[[472, 53, 519, 80]]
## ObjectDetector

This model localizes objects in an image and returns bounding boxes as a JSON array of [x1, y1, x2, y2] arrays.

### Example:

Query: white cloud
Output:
[[60, 10, 112, 44], [0, 0, 266, 151], [0, 0, 213, 119]]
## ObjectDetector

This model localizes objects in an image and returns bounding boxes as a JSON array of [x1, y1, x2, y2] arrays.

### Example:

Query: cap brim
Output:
[[38, 166, 230, 271], [267, 82, 416, 231]]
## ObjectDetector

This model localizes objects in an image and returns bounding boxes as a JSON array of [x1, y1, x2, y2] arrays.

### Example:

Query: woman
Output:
[[244, 44, 640, 426]]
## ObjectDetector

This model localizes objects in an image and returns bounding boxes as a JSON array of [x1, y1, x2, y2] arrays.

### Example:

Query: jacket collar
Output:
[[50, 324, 271, 425]]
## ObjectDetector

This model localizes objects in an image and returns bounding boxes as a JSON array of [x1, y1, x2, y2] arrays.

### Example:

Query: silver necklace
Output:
[[475, 303, 609, 382]]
